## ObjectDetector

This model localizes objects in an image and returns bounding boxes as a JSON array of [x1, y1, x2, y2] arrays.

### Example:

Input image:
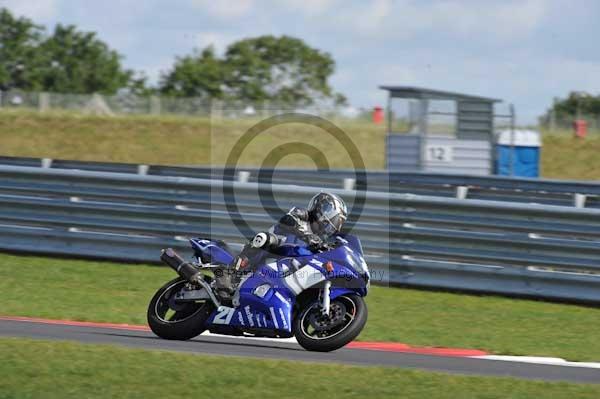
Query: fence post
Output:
[[343, 178, 356, 191], [39, 92, 50, 112], [574, 193, 587, 208], [550, 97, 557, 132], [211, 99, 223, 120], [150, 96, 161, 115], [456, 186, 469, 199], [137, 165, 149, 175], [237, 171, 250, 183], [509, 104, 515, 177], [41, 158, 53, 168]]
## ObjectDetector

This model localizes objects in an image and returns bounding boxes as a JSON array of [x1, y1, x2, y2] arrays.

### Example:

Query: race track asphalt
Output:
[[1, 318, 599, 384]]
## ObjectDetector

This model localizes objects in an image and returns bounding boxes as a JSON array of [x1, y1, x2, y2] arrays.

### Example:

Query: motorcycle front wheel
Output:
[[293, 294, 367, 352], [147, 277, 214, 340]]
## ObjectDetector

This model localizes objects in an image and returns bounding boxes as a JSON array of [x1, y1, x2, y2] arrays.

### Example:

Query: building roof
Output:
[[379, 86, 501, 102]]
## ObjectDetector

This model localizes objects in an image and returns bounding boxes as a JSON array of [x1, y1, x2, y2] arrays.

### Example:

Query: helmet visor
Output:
[[320, 203, 346, 235]]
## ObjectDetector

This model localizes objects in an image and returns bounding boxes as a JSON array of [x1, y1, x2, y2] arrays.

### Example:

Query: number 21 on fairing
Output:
[[212, 306, 235, 324]]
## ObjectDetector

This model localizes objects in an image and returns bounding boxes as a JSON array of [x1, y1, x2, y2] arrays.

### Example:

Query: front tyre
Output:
[[147, 277, 214, 340], [294, 294, 367, 352]]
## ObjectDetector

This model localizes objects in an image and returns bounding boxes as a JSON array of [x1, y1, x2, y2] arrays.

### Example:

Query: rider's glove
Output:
[[305, 234, 324, 251]]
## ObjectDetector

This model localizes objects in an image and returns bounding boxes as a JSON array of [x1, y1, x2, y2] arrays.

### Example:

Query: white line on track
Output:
[[200, 331, 298, 344], [473, 355, 600, 369]]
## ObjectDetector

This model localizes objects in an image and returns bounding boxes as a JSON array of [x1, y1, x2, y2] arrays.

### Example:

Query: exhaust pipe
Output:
[[160, 248, 201, 282], [160, 248, 222, 308]]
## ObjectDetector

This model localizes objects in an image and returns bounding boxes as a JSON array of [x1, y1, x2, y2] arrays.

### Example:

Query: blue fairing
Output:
[[190, 238, 234, 265], [193, 234, 369, 337]]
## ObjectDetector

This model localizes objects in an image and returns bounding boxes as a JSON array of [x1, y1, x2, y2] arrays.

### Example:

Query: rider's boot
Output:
[[214, 268, 235, 306], [214, 255, 249, 306]]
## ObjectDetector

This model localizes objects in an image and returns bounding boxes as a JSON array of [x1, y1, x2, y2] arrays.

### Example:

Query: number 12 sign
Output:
[[425, 145, 453, 162]]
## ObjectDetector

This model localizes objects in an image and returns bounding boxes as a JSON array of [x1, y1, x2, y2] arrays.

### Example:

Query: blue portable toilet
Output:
[[496, 130, 541, 177]]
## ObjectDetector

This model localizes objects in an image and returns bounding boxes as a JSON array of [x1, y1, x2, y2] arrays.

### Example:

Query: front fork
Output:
[[321, 281, 332, 315]]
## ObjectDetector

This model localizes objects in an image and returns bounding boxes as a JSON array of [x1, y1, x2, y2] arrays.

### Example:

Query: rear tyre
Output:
[[147, 277, 214, 340], [293, 294, 367, 352]]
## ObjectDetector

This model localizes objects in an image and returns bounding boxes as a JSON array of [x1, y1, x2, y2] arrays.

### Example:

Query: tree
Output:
[[124, 71, 154, 96], [223, 35, 340, 106], [39, 24, 133, 94], [333, 93, 348, 107], [1, 8, 140, 94], [159, 46, 225, 99], [160, 35, 346, 106], [551, 92, 600, 117], [0, 8, 45, 91]]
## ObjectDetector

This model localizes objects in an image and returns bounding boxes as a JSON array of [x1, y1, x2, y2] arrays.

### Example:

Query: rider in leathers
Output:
[[215, 192, 348, 303]]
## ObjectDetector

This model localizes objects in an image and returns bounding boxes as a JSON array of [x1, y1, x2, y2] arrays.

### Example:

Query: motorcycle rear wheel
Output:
[[293, 294, 367, 352], [147, 277, 214, 340]]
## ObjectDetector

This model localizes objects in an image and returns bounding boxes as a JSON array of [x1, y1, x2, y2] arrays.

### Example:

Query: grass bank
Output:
[[2, 252, 600, 361], [541, 133, 600, 180], [0, 109, 384, 169], [2, 109, 600, 178], [1, 338, 599, 399]]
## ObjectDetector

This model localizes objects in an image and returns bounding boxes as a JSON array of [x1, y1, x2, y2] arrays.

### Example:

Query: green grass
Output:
[[1, 338, 599, 399], [3, 109, 600, 178], [541, 133, 600, 180], [0, 109, 384, 169], [2, 252, 600, 361]]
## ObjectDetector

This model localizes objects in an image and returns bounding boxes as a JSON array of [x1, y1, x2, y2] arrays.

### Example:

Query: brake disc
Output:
[[308, 301, 347, 331]]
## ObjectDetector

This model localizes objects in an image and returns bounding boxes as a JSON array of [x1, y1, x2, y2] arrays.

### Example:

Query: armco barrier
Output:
[[2, 155, 600, 208], [1, 165, 600, 303]]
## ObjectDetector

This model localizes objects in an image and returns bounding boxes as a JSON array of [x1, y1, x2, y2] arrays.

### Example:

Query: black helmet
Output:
[[307, 192, 348, 236]]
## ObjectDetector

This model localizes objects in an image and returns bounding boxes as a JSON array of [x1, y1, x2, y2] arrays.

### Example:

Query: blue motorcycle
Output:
[[147, 235, 370, 352]]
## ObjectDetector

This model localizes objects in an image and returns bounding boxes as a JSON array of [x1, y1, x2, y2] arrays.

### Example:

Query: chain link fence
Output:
[[540, 112, 600, 133], [0, 89, 357, 120]]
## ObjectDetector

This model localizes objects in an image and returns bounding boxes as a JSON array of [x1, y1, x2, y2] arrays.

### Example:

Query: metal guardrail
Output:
[[1, 164, 600, 303], [2, 155, 600, 208]]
